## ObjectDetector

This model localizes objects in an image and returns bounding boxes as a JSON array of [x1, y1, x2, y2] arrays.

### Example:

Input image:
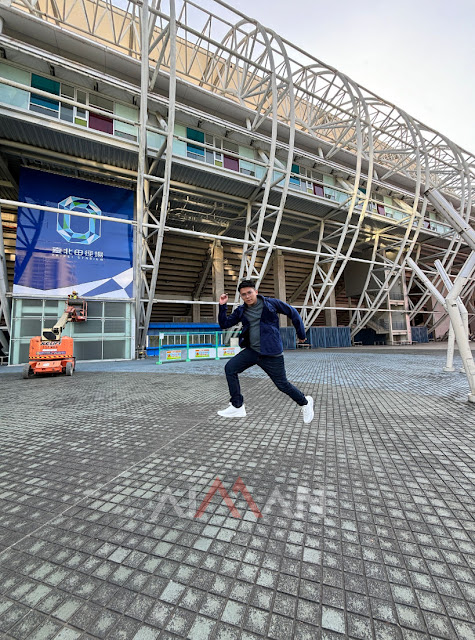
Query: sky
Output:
[[227, 0, 475, 155]]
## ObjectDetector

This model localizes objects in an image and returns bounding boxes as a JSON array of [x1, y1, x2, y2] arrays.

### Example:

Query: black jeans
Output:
[[225, 348, 307, 408]]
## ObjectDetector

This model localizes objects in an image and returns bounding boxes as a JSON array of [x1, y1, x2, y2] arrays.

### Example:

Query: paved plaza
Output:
[[0, 348, 474, 640]]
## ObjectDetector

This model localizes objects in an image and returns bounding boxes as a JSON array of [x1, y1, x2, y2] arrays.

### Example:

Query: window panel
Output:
[[89, 112, 113, 134], [186, 127, 205, 143], [19, 318, 42, 338], [105, 302, 127, 317], [187, 143, 205, 159], [114, 102, 138, 140], [147, 131, 165, 148], [173, 138, 187, 156], [30, 74, 59, 112], [73, 340, 102, 360], [89, 93, 113, 112], [60, 105, 74, 122], [103, 340, 128, 359], [239, 145, 254, 160], [223, 140, 238, 153], [44, 300, 63, 312], [71, 319, 103, 335], [240, 158, 255, 176], [86, 301, 103, 318], [30, 104, 59, 117], [15, 341, 31, 365], [15, 299, 43, 317], [104, 319, 126, 333], [61, 84, 74, 98], [58, 84, 74, 122], [114, 103, 138, 120], [223, 155, 239, 171], [0, 63, 30, 109], [31, 74, 60, 94], [116, 128, 137, 141]]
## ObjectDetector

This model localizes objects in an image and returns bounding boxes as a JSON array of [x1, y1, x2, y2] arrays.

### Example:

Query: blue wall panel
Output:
[[308, 327, 351, 348], [280, 327, 297, 350], [411, 326, 429, 343]]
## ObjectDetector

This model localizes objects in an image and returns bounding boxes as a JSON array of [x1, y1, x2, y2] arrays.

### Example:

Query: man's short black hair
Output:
[[238, 279, 256, 292]]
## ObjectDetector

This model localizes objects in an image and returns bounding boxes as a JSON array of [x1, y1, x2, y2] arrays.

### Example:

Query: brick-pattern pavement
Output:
[[0, 350, 474, 640]]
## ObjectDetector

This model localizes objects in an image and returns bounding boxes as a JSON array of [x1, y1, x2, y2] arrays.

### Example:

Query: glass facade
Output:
[[0, 61, 138, 141], [10, 299, 133, 364]]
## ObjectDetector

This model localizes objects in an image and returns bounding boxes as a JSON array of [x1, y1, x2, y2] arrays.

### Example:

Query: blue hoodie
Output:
[[218, 295, 306, 355]]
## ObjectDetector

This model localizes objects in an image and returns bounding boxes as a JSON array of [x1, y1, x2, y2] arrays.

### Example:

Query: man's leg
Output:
[[225, 348, 259, 407], [257, 355, 307, 405]]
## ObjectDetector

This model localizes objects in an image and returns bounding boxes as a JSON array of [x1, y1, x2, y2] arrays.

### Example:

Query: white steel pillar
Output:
[[435, 258, 472, 375], [443, 324, 456, 372], [445, 265, 475, 402], [135, 0, 177, 352], [134, 0, 150, 354], [408, 255, 475, 403]]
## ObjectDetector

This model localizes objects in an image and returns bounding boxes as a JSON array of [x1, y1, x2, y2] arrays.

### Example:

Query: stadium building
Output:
[[0, 0, 474, 365]]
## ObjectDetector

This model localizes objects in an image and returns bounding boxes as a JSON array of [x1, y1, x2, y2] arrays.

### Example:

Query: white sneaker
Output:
[[217, 403, 247, 418], [302, 396, 314, 424]]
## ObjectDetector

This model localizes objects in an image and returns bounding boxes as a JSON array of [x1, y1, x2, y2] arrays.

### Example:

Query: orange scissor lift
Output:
[[23, 294, 87, 379]]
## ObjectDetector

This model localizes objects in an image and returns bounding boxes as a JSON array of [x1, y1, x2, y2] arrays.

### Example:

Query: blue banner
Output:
[[13, 168, 134, 298]]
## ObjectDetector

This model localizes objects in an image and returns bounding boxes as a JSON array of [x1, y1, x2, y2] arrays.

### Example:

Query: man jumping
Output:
[[217, 279, 314, 423]]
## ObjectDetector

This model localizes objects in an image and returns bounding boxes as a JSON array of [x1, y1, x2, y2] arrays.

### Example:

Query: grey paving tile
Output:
[[0, 353, 474, 640]]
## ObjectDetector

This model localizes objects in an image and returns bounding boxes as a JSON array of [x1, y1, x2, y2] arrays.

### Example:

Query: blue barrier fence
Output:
[[307, 327, 351, 348], [411, 326, 429, 343], [280, 327, 298, 350], [280, 326, 351, 349]]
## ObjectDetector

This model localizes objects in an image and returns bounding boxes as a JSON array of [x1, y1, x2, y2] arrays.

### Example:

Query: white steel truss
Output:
[[135, 0, 178, 353]]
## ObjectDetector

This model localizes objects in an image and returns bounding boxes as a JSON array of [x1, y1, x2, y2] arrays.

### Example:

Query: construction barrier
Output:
[[147, 330, 241, 364]]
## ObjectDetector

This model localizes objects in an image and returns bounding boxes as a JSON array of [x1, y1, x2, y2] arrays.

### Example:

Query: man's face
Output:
[[239, 287, 258, 305]]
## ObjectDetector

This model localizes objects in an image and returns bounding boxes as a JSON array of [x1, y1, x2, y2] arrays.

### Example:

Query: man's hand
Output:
[[219, 293, 229, 305]]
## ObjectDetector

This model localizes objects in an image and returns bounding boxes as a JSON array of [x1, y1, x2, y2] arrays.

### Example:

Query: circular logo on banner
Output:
[[57, 196, 102, 245]]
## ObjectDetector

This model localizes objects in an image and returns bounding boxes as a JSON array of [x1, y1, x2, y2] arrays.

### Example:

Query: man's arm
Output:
[[271, 298, 307, 341], [218, 293, 242, 329]]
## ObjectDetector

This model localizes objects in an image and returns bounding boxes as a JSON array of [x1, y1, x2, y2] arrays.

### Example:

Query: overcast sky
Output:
[[228, 0, 475, 154]]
